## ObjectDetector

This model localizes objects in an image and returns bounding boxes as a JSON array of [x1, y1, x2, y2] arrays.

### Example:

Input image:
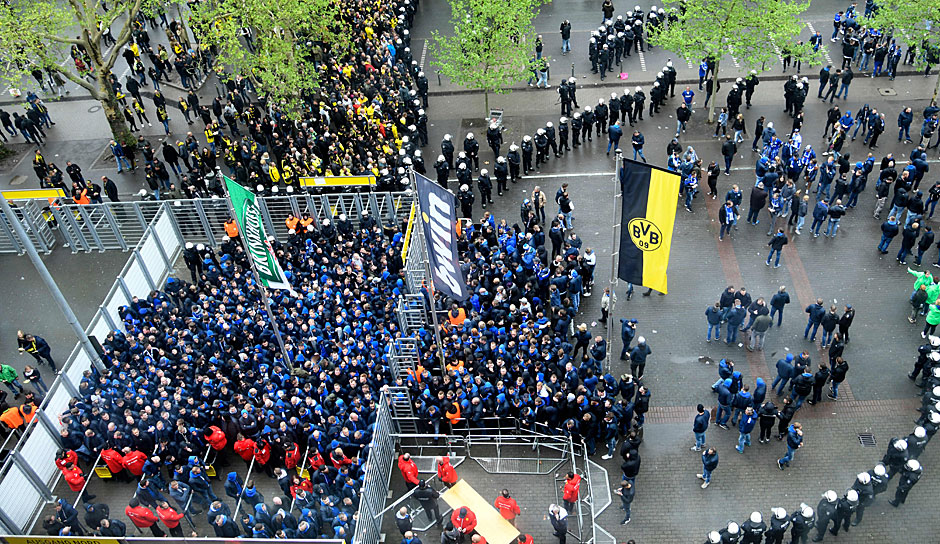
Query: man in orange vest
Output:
[[398, 452, 420, 490], [156, 501, 185, 537], [494, 489, 521, 526], [224, 217, 240, 241]]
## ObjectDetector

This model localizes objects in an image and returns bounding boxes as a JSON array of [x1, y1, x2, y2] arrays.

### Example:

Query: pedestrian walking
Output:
[[766, 229, 788, 268], [691, 404, 709, 451], [777, 422, 803, 470], [888, 460, 923, 506], [613, 481, 634, 524], [697, 448, 718, 488], [548, 505, 568, 544], [735, 407, 757, 453]]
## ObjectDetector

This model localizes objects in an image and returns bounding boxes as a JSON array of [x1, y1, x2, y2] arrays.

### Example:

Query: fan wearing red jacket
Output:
[[62, 462, 95, 504], [233, 434, 255, 468], [156, 501, 185, 537], [308, 449, 326, 471], [122, 448, 148, 477], [436, 456, 458, 488], [398, 453, 420, 490], [330, 447, 353, 469], [54, 449, 78, 472], [494, 489, 521, 526], [100, 448, 128, 481], [451, 506, 477, 536], [515, 535, 534, 544], [562, 471, 581, 513], [284, 442, 300, 470], [204, 426, 227, 450], [125, 497, 165, 537]]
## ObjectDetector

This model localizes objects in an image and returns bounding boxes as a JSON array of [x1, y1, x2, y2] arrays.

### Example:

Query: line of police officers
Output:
[[701, 335, 940, 543]]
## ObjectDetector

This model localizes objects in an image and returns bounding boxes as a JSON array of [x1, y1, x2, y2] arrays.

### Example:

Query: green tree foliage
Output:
[[650, 0, 815, 121], [430, 0, 549, 114], [190, 0, 346, 114], [0, 0, 164, 144], [868, 0, 940, 100]]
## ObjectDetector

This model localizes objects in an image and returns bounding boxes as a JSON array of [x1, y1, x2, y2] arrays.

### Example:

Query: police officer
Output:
[[486, 122, 503, 160], [609, 93, 621, 127], [621, 89, 634, 125], [582, 106, 594, 142], [882, 437, 909, 473], [649, 82, 662, 117], [868, 463, 890, 496], [850, 472, 873, 525], [740, 511, 765, 544], [416, 71, 429, 108], [477, 169, 493, 207], [829, 490, 857, 537], [413, 481, 441, 527], [568, 77, 580, 108], [910, 335, 940, 382], [183, 242, 202, 282], [665, 60, 678, 97], [521, 136, 534, 175], [507, 144, 521, 182], [745, 70, 760, 108], [589, 37, 599, 73], [888, 459, 923, 506], [441, 134, 455, 168], [457, 184, 474, 218], [790, 504, 815, 544], [456, 162, 472, 191], [494, 157, 508, 195], [558, 117, 570, 153], [571, 112, 583, 148], [559, 80, 572, 116], [595, 99, 608, 136], [534, 129, 549, 169], [765, 507, 791, 544], [599, 45, 610, 80], [545, 121, 559, 157], [464, 132, 479, 170], [632, 86, 646, 122], [812, 490, 837, 542], [718, 521, 741, 543], [413, 149, 426, 174]]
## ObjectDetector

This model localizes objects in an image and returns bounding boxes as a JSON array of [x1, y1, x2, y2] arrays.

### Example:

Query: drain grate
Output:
[[858, 433, 876, 447]]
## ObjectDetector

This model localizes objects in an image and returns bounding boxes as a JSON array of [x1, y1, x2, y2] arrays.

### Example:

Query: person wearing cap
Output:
[[813, 490, 838, 541], [764, 507, 791, 544], [451, 506, 477, 541], [889, 459, 923, 506], [881, 437, 909, 473], [790, 504, 815, 544], [850, 471, 874, 525], [740, 511, 765, 543]]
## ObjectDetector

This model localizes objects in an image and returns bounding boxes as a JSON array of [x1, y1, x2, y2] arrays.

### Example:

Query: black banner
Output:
[[416, 173, 469, 301]]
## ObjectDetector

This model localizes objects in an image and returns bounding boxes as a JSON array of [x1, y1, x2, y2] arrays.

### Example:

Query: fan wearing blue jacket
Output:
[[777, 422, 804, 470], [691, 404, 710, 451], [716, 379, 734, 429], [735, 407, 757, 453]]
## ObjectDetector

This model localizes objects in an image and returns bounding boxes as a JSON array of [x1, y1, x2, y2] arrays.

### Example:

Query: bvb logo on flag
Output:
[[628, 218, 662, 252]]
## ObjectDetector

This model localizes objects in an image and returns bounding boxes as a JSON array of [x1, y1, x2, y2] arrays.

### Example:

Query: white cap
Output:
[[185, 242, 194, 249], [773, 508, 787, 519], [338, 213, 346, 221], [196, 243, 205, 251], [560, 117, 568, 123], [415, 150, 422, 157], [932, 411, 940, 423], [767, 122, 773, 128], [895, 439, 908, 451], [750, 512, 761, 524], [727, 522, 739, 534], [635, 4, 641, 10], [931, 335, 940, 346], [466, 132, 474, 139], [490, 122, 497, 130], [857, 472, 870, 484], [637, 336, 646, 344], [915, 426, 927, 438], [635, 86, 642, 92], [480, 169, 488, 175], [460, 184, 469, 191], [598, 98, 605, 105], [736, 77, 743, 83], [750, 69, 757, 75], [907, 459, 921, 471], [667, 60, 673, 67], [846, 489, 858, 502], [708, 532, 721, 544], [418, 71, 424, 77], [437, 154, 445, 162], [510, 144, 518, 151], [801, 505, 813, 518], [418, 109, 425, 116], [824, 490, 837, 502], [497, 156, 505, 163], [222, 235, 230, 241], [874, 464, 887, 476], [444, 134, 452, 140], [932, 352, 940, 361], [523, 135, 532, 141], [933, 386, 940, 396], [569, 77, 576, 83], [547, 121, 553, 127], [657, 71, 664, 78], [537, 128, 545, 135], [266, 235, 275, 242]]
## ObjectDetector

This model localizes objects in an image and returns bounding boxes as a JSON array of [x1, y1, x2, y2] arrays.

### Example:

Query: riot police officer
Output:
[[464, 132, 479, 170]]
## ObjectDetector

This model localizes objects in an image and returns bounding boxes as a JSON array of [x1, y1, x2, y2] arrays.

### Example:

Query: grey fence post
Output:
[[193, 199, 216, 247], [55, 206, 90, 252], [77, 206, 105, 252], [116, 276, 134, 304], [102, 205, 128, 251], [0, 211, 23, 254], [368, 192, 382, 227], [58, 371, 82, 398], [256, 197, 277, 241], [132, 201, 147, 227], [99, 305, 118, 331], [134, 249, 156, 290], [19, 202, 50, 254], [9, 451, 54, 501], [149, 226, 171, 269], [0, 503, 21, 535], [35, 411, 62, 449]]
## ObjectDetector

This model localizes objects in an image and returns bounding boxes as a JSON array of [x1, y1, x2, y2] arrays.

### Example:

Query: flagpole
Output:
[[220, 171, 294, 372], [605, 150, 624, 375], [408, 168, 448, 376]]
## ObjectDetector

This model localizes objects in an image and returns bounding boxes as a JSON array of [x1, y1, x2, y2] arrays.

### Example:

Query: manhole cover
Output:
[[9, 175, 26, 186], [878, 88, 897, 96], [88, 105, 101, 113], [858, 433, 876, 447]]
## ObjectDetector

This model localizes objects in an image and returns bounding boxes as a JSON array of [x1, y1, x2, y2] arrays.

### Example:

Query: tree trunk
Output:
[[708, 60, 721, 124], [97, 74, 133, 145], [484, 91, 490, 119], [933, 73, 940, 105]]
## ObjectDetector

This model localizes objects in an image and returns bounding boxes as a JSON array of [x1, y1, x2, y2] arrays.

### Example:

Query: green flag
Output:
[[223, 175, 294, 293]]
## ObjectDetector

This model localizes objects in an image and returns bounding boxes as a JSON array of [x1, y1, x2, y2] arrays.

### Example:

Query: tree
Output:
[[430, 0, 548, 116], [190, 0, 346, 115], [869, 0, 940, 102], [650, 0, 815, 122], [0, 0, 167, 145]]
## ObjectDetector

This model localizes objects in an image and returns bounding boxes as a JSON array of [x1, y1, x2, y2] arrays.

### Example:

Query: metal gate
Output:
[[386, 386, 416, 434], [352, 394, 396, 544], [388, 338, 420, 382], [396, 294, 427, 334], [0, 200, 56, 254]]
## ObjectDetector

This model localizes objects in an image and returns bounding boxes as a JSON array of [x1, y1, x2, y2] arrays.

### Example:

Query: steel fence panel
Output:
[[353, 395, 396, 544], [0, 463, 41, 532]]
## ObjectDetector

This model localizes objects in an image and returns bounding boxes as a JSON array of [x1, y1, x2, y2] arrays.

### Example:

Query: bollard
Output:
[[571, 63, 575, 77], [437, 70, 442, 85]]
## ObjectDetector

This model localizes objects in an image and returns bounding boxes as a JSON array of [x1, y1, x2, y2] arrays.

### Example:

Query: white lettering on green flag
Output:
[[224, 175, 294, 292]]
